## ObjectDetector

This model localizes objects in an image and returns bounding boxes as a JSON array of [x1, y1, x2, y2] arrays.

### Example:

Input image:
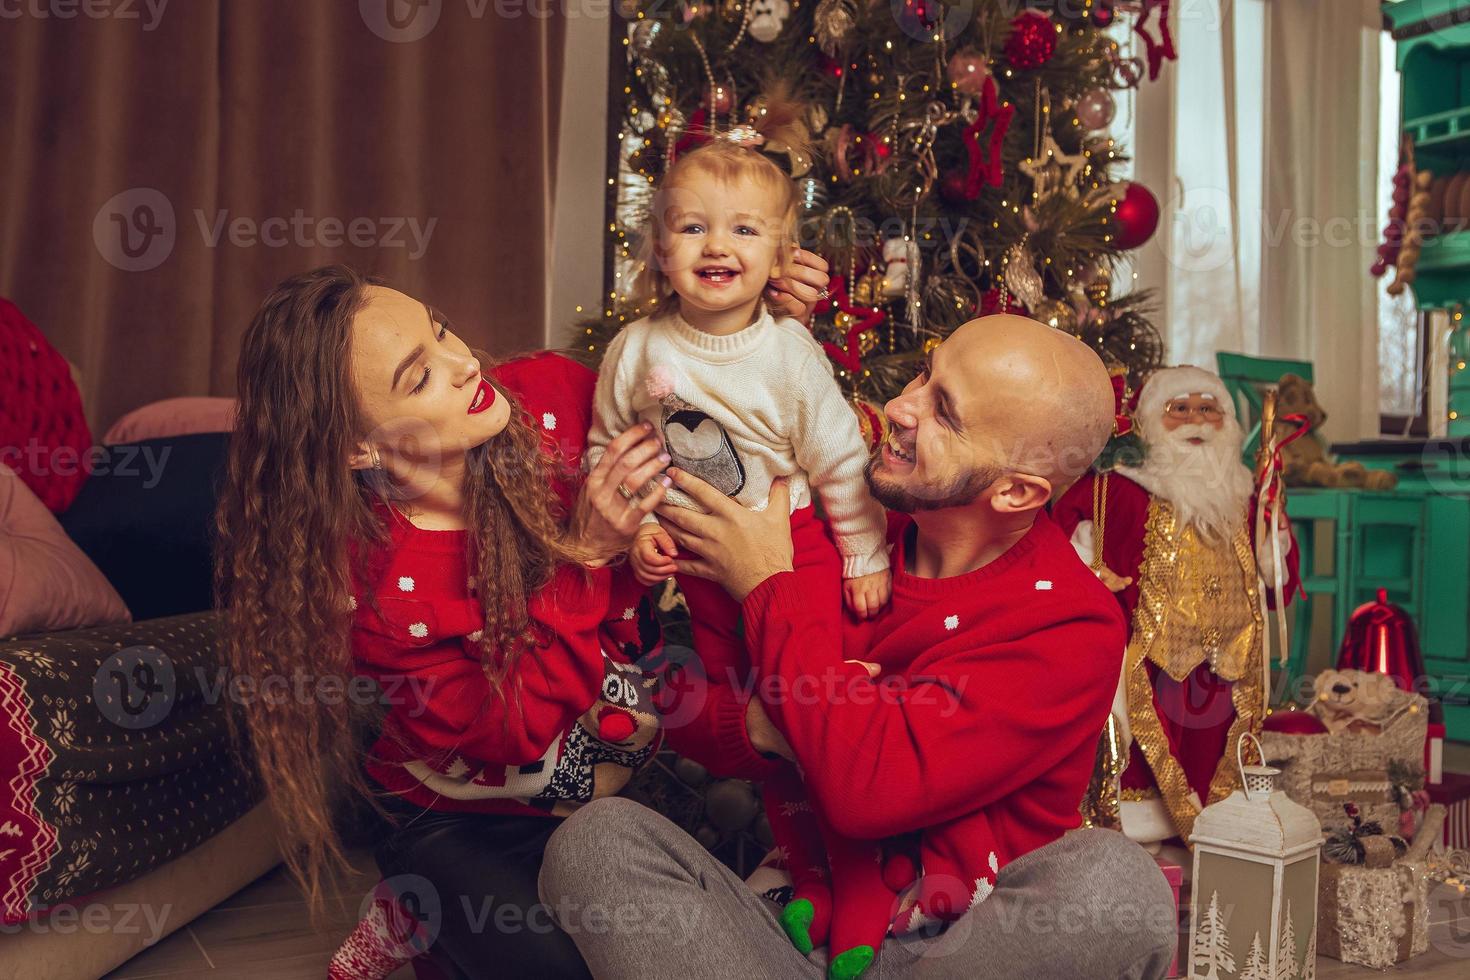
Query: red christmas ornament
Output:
[[1134, 0, 1178, 81], [813, 275, 886, 373], [1337, 588, 1426, 693], [1005, 11, 1057, 71], [960, 76, 1015, 198], [947, 50, 990, 97], [979, 287, 1026, 317], [1110, 182, 1160, 250], [706, 83, 733, 115]]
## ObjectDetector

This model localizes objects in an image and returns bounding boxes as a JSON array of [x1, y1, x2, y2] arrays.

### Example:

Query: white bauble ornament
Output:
[[748, 0, 790, 43]]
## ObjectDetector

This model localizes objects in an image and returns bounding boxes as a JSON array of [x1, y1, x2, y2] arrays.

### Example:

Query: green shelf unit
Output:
[[1405, 105, 1470, 151], [1413, 231, 1470, 310], [1385, 0, 1470, 309]]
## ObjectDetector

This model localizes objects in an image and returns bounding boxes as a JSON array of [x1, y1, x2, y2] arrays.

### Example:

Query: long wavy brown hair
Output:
[[215, 265, 587, 915]]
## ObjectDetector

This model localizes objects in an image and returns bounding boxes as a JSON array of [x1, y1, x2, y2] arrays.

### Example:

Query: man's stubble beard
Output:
[[862, 446, 1001, 513]]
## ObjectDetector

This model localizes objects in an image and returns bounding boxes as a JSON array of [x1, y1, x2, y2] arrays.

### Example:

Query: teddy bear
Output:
[[1308, 668, 1411, 735], [1275, 374, 1397, 490]]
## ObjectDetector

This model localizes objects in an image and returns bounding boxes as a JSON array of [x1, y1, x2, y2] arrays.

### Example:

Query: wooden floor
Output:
[[102, 850, 413, 980], [103, 849, 1470, 979]]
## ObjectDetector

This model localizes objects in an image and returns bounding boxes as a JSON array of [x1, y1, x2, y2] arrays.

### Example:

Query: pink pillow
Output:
[[0, 465, 130, 635], [102, 397, 237, 446], [0, 298, 93, 513]]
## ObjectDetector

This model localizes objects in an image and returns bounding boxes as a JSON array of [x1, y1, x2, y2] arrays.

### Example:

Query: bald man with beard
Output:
[[538, 316, 1178, 980]]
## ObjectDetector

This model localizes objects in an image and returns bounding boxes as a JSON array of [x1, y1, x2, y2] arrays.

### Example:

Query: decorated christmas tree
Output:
[[571, 0, 1171, 412]]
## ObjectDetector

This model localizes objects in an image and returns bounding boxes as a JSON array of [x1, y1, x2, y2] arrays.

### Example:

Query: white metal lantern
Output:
[[1187, 734, 1322, 980]]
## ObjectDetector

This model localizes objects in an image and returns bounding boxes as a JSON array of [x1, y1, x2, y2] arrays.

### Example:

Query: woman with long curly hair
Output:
[[214, 266, 682, 978]]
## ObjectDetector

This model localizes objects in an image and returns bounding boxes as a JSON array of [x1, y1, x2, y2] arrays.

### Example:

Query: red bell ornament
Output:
[[1336, 587, 1426, 693]]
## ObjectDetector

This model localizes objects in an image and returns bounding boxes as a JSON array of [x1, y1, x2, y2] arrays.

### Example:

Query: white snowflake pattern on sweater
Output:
[[397, 576, 415, 593], [944, 614, 959, 631]]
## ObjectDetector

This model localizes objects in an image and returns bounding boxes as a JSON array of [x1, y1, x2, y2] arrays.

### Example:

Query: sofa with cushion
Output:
[[0, 299, 278, 980]]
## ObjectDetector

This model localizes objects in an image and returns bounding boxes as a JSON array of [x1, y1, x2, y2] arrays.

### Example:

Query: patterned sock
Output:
[[328, 894, 420, 980]]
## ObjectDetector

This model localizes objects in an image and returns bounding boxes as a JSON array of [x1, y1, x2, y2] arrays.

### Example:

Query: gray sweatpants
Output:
[[538, 797, 1177, 979]]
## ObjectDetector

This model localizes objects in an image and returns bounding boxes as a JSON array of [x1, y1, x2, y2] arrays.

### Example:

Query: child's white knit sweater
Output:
[[586, 306, 889, 579]]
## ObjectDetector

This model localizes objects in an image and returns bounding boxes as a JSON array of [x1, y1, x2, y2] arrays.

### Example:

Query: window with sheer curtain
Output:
[[1106, 0, 1387, 442], [1376, 29, 1428, 429]]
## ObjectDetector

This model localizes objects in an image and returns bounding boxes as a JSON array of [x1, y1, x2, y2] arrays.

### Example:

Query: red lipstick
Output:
[[467, 378, 497, 414]]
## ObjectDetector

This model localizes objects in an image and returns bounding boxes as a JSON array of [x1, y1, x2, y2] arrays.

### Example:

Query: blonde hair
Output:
[[631, 95, 811, 314]]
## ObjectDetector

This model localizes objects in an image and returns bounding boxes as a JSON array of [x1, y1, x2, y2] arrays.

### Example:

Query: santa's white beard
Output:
[[1118, 421, 1255, 541]]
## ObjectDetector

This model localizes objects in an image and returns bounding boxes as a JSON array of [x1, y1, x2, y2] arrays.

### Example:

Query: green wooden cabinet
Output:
[[1330, 440, 1470, 740]]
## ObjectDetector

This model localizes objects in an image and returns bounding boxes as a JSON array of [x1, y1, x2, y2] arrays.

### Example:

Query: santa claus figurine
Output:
[[1053, 365, 1299, 849]]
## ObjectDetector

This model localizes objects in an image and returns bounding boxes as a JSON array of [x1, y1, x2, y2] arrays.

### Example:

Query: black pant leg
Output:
[[373, 802, 591, 980]]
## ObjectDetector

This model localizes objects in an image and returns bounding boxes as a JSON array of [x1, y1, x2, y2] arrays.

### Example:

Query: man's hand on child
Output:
[[843, 569, 892, 620], [656, 471, 795, 601], [766, 247, 831, 327], [630, 522, 678, 586]]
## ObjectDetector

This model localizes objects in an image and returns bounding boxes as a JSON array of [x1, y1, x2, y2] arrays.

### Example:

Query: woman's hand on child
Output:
[[573, 423, 671, 563], [842, 569, 892, 620], [630, 522, 679, 586], [766, 248, 831, 327]]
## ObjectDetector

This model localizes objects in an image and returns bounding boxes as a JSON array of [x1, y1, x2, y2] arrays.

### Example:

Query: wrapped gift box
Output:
[[1316, 804, 1444, 970], [1317, 859, 1429, 969], [1261, 693, 1428, 832]]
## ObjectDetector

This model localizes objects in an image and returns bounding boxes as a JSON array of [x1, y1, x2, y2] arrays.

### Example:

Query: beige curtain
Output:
[[0, 2, 566, 432], [1157, 0, 1254, 367], [1261, 0, 1384, 441]]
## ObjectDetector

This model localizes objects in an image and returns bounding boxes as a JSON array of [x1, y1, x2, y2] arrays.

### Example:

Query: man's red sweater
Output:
[[351, 353, 658, 816], [668, 509, 1127, 860]]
